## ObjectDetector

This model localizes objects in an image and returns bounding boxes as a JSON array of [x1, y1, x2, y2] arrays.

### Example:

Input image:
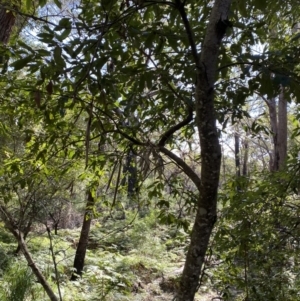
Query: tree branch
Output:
[[158, 106, 193, 146], [175, 0, 201, 69], [158, 146, 201, 191]]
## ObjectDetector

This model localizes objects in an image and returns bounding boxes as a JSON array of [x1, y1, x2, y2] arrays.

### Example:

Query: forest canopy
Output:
[[0, 0, 300, 300]]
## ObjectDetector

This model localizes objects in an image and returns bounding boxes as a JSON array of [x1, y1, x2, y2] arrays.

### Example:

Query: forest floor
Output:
[[0, 210, 219, 301]]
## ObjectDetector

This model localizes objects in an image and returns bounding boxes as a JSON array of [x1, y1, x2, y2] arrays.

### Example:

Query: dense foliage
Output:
[[1, 0, 300, 300]]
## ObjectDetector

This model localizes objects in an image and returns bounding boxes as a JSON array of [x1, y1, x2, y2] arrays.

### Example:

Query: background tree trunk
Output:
[[267, 98, 279, 171], [266, 93, 287, 172], [234, 132, 241, 177], [277, 90, 287, 169], [242, 135, 248, 176], [121, 144, 137, 198]]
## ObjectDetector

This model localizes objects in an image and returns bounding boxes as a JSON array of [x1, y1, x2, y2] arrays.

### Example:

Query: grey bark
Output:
[[174, 0, 232, 300]]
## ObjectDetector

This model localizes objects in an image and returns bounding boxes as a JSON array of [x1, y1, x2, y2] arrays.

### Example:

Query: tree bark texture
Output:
[[71, 190, 95, 280], [0, 5, 16, 44], [176, 0, 232, 300]]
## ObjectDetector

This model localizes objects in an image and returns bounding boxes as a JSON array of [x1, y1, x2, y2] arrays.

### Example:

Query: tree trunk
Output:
[[175, 0, 231, 300], [267, 98, 279, 171], [266, 93, 287, 172], [234, 132, 241, 177], [242, 136, 248, 176], [121, 144, 137, 198], [127, 146, 137, 197], [71, 190, 95, 280], [14, 221, 32, 255], [0, 5, 16, 44], [277, 89, 287, 169], [14, 230, 59, 301]]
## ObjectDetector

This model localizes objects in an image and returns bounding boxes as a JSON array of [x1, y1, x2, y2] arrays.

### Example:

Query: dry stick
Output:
[[111, 160, 122, 209], [46, 226, 63, 301], [0, 206, 59, 301]]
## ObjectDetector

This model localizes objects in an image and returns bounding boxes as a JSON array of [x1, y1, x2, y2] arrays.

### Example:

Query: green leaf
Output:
[[53, 0, 62, 9], [238, 1, 247, 17], [18, 40, 34, 53], [53, 46, 66, 68], [57, 28, 71, 41], [38, 0, 47, 8], [167, 35, 178, 51], [37, 32, 55, 44], [26, 0, 31, 10], [11, 56, 33, 70], [253, 0, 265, 10], [55, 18, 71, 30]]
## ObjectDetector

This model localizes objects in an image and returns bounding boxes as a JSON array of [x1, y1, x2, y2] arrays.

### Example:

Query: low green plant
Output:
[[0, 262, 33, 301]]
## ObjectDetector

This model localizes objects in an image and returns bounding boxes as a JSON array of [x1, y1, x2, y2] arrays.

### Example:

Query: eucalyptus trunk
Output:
[[175, 0, 231, 300]]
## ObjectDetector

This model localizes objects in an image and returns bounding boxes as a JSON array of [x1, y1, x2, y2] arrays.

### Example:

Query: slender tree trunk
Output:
[[71, 190, 95, 280], [277, 89, 287, 169], [127, 146, 137, 197], [234, 132, 241, 177], [175, 0, 231, 300], [121, 144, 137, 197], [0, 4, 16, 44], [242, 136, 248, 176], [266, 93, 287, 172], [14, 221, 32, 255], [267, 98, 279, 171], [14, 230, 59, 301]]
